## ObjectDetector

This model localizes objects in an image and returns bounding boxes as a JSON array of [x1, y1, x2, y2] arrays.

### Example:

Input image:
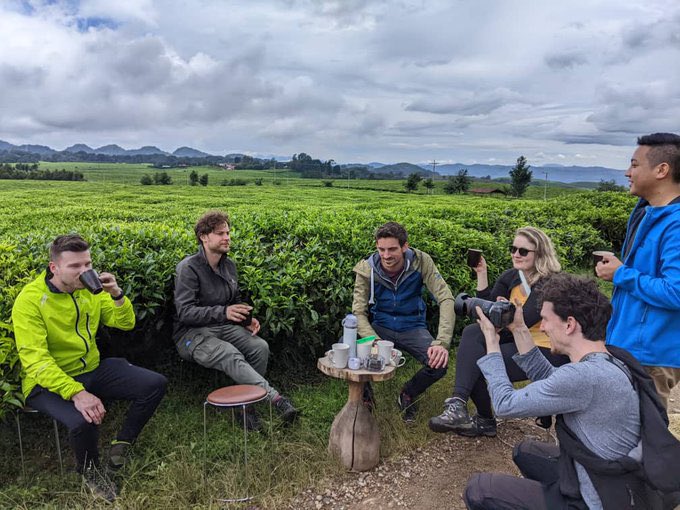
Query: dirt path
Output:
[[289, 384, 680, 510], [289, 417, 549, 510]]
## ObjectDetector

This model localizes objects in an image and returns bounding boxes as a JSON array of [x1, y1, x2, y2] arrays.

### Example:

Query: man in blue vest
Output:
[[352, 222, 454, 423]]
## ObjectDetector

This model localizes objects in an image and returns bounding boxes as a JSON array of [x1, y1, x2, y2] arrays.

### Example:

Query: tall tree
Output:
[[509, 156, 532, 197], [423, 177, 435, 194], [443, 169, 471, 194], [189, 170, 199, 186], [404, 172, 422, 192]]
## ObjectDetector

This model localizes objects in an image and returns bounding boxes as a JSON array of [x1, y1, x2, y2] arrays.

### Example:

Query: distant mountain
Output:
[[366, 162, 385, 169], [0, 140, 16, 151], [436, 163, 627, 186], [173, 146, 210, 158], [64, 143, 94, 153], [95, 144, 128, 156], [127, 145, 167, 156], [18, 144, 54, 154], [376, 162, 437, 177]]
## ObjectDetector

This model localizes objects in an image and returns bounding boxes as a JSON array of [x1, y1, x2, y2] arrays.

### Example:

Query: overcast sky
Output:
[[1, 0, 679, 167]]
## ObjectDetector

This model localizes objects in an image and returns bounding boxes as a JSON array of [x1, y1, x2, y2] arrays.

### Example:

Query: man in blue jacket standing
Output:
[[597, 132, 680, 408]]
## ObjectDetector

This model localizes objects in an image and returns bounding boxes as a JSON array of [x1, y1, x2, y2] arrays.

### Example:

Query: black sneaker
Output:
[[274, 396, 299, 424], [83, 463, 118, 503], [108, 440, 131, 471], [428, 397, 474, 433], [397, 391, 418, 424], [235, 407, 262, 432], [470, 415, 497, 437], [454, 414, 497, 438]]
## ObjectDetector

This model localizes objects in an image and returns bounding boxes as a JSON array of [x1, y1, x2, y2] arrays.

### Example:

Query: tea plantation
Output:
[[0, 178, 635, 508]]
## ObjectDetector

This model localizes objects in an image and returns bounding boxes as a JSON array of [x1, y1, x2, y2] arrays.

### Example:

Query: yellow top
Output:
[[509, 285, 550, 349]]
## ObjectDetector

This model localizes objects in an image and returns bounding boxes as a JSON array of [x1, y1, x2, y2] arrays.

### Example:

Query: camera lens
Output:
[[454, 292, 515, 329]]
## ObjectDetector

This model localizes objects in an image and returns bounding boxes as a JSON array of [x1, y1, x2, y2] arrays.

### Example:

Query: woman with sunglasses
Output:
[[429, 226, 567, 437]]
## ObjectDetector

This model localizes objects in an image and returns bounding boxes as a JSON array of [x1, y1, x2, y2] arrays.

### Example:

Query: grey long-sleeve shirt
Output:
[[478, 347, 640, 510]]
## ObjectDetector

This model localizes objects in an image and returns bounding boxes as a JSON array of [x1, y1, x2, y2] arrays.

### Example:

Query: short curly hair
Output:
[[375, 222, 408, 246], [537, 273, 611, 341], [194, 210, 230, 244]]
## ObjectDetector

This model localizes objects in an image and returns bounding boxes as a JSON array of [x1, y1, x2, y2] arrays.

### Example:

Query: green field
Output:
[[0, 172, 634, 508], [36, 161, 588, 199]]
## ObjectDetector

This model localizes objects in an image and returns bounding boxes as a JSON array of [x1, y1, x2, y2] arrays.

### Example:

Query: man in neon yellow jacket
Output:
[[12, 234, 167, 502]]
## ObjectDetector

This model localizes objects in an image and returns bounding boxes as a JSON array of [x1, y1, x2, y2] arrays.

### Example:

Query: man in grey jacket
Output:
[[173, 210, 298, 427]]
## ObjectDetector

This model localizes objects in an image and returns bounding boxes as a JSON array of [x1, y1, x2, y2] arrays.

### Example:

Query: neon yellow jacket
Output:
[[11, 271, 135, 400]]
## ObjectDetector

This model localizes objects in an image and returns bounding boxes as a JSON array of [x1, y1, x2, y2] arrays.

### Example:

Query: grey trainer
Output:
[[428, 397, 474, 433]]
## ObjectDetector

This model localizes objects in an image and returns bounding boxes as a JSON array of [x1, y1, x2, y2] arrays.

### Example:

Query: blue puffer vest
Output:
[[367, 249, 427, 332]]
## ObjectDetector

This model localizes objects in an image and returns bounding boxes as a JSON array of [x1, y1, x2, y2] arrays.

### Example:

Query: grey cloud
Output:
[[0, 29, 276, 133], [586, 82, 680, 135], [557, 134, 634, 146], [545, 51, 588, 69], [0, 64, 45, 88], [405, 89, 524, 115]]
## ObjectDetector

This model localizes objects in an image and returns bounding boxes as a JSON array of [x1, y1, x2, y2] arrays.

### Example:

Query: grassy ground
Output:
[[0, 353, 458, 509]]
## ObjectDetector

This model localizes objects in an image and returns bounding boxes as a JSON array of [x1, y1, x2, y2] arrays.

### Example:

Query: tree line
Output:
[[0, 163, 85, 181]]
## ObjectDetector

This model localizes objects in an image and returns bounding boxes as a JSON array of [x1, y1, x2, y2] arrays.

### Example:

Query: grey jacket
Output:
[[173, 244, 242, 340]]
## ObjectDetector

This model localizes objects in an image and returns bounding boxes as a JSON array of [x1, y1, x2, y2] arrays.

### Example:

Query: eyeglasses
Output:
[[509, 245, 535, 257]]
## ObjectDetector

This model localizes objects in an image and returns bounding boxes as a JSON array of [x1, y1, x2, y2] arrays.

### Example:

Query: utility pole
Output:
[[543, 171, 549, 200]]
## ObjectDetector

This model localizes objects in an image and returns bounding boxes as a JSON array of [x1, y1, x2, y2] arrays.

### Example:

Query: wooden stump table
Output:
[[317, 356, 395, 471]]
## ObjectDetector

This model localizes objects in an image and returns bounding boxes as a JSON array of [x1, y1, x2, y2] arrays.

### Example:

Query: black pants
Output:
[[26, 357, 167, 471], [372, 324, 447, 398], [454, 324, 568, 418], [464, 440, 574, 510]]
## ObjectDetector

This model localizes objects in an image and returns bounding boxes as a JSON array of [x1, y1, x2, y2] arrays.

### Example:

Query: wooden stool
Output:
[[203, 385, 268, 503], [15, 407, 64, 477], [317, 357, 395, 471]]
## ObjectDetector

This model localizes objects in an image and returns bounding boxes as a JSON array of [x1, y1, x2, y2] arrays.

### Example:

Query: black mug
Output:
[[239, 290, 253, 327], [467, 249, 483, 268], [79, 269, 103, 294], [239, 304, 253, 327]]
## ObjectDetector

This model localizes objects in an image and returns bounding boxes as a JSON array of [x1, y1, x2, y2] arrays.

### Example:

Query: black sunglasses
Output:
[[509, 245, 535, 257]]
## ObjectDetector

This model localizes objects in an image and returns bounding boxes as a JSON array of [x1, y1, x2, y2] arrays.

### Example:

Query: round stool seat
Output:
[[206, 385, 268, 407]]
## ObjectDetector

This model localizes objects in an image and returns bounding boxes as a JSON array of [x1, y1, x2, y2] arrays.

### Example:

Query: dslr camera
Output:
[[454, 293, 516, 329]]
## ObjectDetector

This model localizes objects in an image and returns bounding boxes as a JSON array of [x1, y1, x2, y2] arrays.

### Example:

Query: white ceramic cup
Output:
[[390, 348, 406, 367], [328, 343, 349, 368], [376, 340, 394, 366], [356, 341, 373, 362]]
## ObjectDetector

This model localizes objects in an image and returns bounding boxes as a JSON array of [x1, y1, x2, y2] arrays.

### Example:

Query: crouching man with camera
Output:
[[463, 273, 680, 510]]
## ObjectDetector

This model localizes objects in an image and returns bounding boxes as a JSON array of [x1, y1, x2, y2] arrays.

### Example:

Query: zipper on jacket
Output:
[[85, 313, 92, 340], [70, 294, 90, 368]]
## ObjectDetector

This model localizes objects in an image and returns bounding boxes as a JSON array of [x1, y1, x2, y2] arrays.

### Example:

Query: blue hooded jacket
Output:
[[606, 198, 680, 368]]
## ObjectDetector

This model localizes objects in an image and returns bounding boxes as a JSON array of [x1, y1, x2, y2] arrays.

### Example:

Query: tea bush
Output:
[[0, 181, 635, 420]]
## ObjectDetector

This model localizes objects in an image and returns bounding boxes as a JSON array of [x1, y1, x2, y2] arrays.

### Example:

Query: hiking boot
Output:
[[428, 397, 473, 434], [235, 407, 262, 432], [362, 382, 376, 412], [456, 414, 498, 438], [83, 462, 118, 503], [108, 440, 131, 471], [397, 391, 418, 424], [274, 396, 299, 424]]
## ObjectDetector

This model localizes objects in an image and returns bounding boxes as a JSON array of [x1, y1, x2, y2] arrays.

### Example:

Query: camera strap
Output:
[[518, 270, 531, 297]]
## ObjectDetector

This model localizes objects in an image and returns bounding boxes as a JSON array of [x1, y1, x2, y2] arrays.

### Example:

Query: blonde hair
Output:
[[515, 226, 561, 285]]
